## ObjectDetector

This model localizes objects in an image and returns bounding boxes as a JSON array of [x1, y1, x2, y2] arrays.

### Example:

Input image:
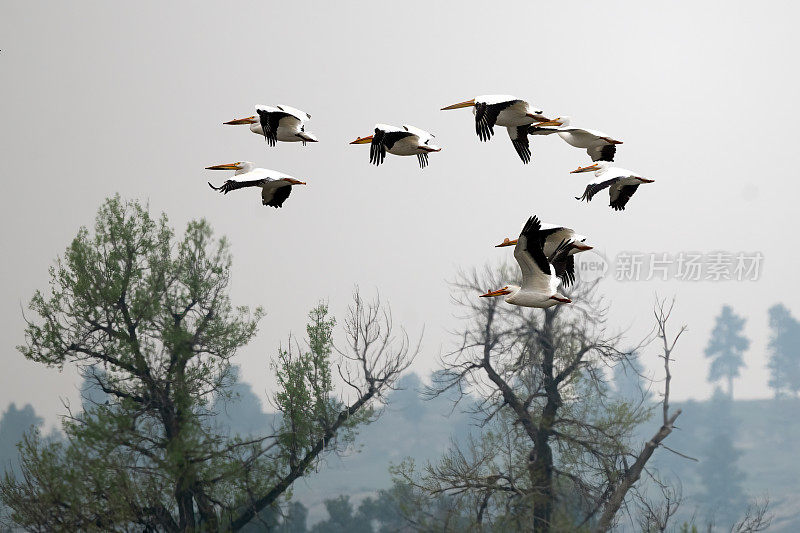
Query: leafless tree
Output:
[[396, 265, 664, 531], [593, 299, 686, 532]]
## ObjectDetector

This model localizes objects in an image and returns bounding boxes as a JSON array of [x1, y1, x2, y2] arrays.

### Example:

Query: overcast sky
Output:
[[2, 1, 798, 427]]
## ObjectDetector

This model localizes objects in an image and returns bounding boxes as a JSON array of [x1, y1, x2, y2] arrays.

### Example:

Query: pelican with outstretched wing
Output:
[[206, 162, 306, 208], [480, 216, 574, 308], [350, 123, 441, 168], [224, 104, 318, 146]]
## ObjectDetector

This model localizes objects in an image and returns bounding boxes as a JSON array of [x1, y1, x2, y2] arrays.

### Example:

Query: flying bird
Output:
[[440, 95, 551, 163], [206, 162, 306, 208], [530, 116, 622, 162], [224, 105, 318, 146], [479, 216, 574, 308], [571, 161, 654, 211], [495, 222, 594, 288], [350, 124, 441, 168]]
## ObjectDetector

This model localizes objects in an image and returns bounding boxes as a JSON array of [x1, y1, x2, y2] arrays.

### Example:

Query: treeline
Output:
[[1, 196, 794, 532]]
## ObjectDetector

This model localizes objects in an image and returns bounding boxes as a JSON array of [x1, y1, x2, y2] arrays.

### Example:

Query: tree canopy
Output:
[[1, 196, 416, 532]]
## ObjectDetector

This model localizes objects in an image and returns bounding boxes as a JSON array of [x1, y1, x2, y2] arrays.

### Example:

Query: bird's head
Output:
[[350, 135, 373, 144], [534, 115, 571, 128], [205, 161, 254, 173], [571, 236, 593, 252]]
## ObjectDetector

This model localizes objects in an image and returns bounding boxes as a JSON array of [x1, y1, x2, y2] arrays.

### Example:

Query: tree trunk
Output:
[[529, 309, 560, 531]]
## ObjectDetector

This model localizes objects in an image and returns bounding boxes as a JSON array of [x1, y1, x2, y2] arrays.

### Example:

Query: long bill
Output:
[[479, 288, 512, 298], [570, 164, 600, 174], [350, 135, 374, 144], [441, 98, 475, 110], [205, 163, 242, 170], [224, 116, 257, 125], [495, 238, 518, 248]]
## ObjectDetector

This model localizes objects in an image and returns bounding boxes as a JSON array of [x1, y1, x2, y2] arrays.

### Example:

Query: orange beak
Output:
[[550, 295, 572, 304], [638, 177, 655, 183], [350, 135, 374, 144], [495, 238, 518, 248], [570, 164, 600, 174], [441, 98, 476, 110], [573, 243, 593, 251], [479, 288, 512, 298], [532, 119, 562, 127], [224, 116, 257, 125], [286, 178, 307, 185], [206, 163, 242, 170]]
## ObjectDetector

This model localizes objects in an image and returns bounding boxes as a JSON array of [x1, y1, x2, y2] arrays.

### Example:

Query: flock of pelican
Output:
[[206, 95, 656, 308]]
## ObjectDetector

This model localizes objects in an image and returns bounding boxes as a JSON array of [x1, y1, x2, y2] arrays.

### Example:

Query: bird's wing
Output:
[[402, 124, 433, 139], [549, 240, 576, 288], [589, 143, 617, 162], [257, 109, 292, 146], [275, 104, 311, 121], [610, 184, 640, 211], [539, 226, 574, 256], [514, 216, 553, 290], [417, 153, 429, 169], [369, 128, 387, 165], [277, 114, 303, 129], [474, 101, 508, 141], [370, 128, 415, 166], [208, 179, 267, 195], [576, 177, 621, 203], [262, 181, 293, 208], [507, 126, 531, 164]]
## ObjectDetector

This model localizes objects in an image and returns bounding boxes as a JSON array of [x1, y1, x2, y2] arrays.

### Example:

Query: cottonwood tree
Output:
[[394, 266, 686, 532], [704, 305, 749, 398], [0, 196, 417, 532]]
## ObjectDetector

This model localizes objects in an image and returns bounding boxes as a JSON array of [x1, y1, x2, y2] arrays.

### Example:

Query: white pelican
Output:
[[531, 116, 622, 162], [206, 162, 306, 208], [495, 223, 594, 287], [350, 124, 441, 168], [441, 95, 551, 162], [224, 105, 318, 146], [571, 161, 654, 211], [480, 216, 573, 308]]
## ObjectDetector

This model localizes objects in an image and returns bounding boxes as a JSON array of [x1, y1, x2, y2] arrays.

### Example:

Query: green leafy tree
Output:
[[704, 305, 749, 397], [766, 304, 800, 398], [0, 196, 417, 532]]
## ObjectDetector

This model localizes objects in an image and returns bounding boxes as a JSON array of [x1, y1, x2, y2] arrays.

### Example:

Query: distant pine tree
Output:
[[767, 304, 800, 398], [0, 403, 43, 476], [704, 306, 749, 397], [697, 389, 747, 527]]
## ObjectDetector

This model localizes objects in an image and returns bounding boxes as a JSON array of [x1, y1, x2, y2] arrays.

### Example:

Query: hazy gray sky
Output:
[[2, 1, 798, 426]]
